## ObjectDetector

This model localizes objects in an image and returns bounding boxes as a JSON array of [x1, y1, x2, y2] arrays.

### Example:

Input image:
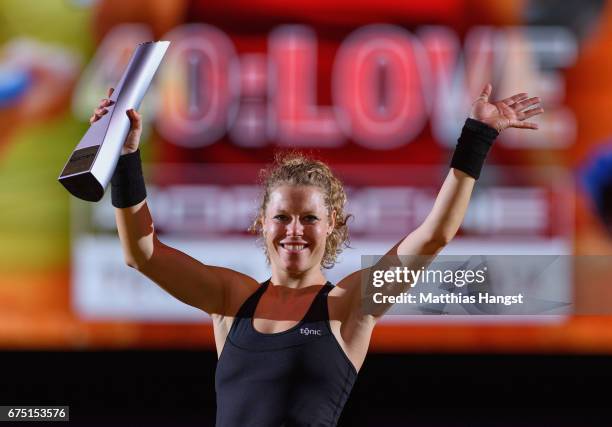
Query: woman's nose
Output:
[[286, 218, 304, 236]]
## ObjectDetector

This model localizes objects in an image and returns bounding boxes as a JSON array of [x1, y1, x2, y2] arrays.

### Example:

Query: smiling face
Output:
[[262, 185, 336, 276]]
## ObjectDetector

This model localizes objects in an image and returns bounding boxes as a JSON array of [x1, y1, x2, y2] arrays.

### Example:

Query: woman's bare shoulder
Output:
[[220, 268, 262, 316]]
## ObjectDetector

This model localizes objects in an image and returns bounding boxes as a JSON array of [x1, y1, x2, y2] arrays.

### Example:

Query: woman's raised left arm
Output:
[[335, 83, 544, 321], [398, 83, 543, 256]]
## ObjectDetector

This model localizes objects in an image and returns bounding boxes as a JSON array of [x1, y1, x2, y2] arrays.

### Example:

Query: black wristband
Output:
[[450, 118, 499, 180], [111, 149, 147, 208]]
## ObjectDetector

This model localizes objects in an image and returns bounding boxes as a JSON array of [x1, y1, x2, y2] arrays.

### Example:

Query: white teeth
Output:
[[284, 244, 305, 251]]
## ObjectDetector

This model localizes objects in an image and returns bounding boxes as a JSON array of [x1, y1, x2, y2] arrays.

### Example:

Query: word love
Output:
[[77, 23, 575, 149]]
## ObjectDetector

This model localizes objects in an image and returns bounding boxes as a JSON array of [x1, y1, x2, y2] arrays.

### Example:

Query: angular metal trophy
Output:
[[58, 41, 170, 202]]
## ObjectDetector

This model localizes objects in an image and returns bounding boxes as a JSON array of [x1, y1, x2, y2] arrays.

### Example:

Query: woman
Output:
[[91, 83, 542, 426]]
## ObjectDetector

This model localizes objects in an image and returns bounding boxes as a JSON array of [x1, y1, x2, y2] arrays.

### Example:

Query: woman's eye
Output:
[[273, 215, 288, 221], [303, 215, 319, 223]]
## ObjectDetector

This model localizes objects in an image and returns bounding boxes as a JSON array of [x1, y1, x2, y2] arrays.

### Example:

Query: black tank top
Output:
[[215, 280, 358, 427]]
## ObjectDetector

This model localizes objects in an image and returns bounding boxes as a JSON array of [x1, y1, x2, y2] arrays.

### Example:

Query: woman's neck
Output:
[[270, 266, 327, 289]]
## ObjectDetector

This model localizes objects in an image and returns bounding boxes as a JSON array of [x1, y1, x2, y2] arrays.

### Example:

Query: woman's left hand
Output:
[[470, 83, 544, 132]]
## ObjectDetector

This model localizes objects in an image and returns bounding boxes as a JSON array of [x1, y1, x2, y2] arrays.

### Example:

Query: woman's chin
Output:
[[283, 263, 307, 274], [272, 253, 321, 276], [281, 259, 320, 276], [279, 254, 305, 268]]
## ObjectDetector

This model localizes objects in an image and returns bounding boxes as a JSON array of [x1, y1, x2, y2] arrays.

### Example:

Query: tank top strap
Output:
[[233, 279, 270, 320], [302, 281, 333, 323]]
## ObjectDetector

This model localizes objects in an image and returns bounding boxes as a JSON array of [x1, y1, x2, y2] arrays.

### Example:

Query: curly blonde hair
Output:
[[249, 151, 352, 269]]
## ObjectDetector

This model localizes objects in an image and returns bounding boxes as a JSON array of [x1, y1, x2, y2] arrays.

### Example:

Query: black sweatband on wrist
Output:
[[111, 149, 147, 208], [450, 118, 499, 180]]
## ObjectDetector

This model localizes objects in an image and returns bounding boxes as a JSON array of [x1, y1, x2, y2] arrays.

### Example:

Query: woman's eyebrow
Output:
[[271, 209, 320, 215]]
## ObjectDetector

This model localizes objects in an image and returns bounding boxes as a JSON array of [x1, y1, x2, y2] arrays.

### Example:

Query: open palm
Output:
[[471, 84, 543, 132]]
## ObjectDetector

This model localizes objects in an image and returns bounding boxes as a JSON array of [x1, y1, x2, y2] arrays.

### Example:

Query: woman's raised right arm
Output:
[[114, 200, 256, 315], [92, 89, 258, 315]]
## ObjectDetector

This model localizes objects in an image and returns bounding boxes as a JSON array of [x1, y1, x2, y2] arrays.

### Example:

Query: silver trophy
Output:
[[58, 41, 170, 202]]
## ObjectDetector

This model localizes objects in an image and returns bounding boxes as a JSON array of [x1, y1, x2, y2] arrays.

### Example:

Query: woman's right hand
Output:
[[89, 87, 142, 155]]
